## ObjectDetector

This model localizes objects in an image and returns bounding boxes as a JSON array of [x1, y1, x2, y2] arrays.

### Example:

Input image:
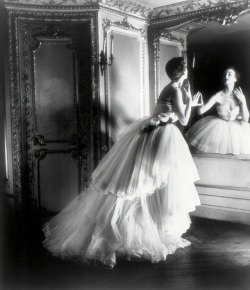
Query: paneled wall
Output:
[[5, 10, 98, 213], [98, 13, 149, 149], [192, 155, 250, 225]]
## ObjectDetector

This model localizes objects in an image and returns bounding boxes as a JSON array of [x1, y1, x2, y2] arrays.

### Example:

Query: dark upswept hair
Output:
[[224, 66, 240, 82], [165, 57, 186, 81]]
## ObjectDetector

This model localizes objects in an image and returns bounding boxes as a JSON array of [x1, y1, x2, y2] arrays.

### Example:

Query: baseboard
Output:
[[191, 205, 250, 225]]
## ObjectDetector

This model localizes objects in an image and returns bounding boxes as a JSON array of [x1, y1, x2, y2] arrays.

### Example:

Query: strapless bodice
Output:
[[153, 101, 178, 122], [216, 105, 240, 121]]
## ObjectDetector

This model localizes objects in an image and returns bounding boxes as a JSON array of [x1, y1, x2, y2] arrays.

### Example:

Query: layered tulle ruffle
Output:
[[43, 120, 200, 268], [186, 116, 250, 154]]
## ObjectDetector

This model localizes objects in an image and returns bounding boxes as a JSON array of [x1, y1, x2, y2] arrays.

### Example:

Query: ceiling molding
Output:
[[150, 0, 244, 19], [4, 0, 250, 27], [100, 0, 152, 19], [149, 0, 250, 25]]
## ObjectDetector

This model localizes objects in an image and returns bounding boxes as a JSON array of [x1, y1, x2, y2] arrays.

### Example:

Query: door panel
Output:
[[34, 39, 77, 141], [16, 19, 94, 214], [39, 153, 78, 212]]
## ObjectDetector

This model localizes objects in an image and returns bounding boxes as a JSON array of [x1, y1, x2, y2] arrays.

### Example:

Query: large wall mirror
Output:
[[151, 4, 250, 224], [185, 12, 250, 159], [155, 7, 250, 160]]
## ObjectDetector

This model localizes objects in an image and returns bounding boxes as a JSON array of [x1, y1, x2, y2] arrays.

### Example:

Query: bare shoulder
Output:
[[215, 91, 225, 103]]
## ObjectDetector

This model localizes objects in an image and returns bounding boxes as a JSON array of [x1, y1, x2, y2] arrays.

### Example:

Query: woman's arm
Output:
[[197, 93, 218, 115], [234, 87, 250, 122], [172, 88, 192, 126]]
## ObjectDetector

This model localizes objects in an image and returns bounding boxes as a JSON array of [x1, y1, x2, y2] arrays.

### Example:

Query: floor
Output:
[[1, 204, 250, 290]]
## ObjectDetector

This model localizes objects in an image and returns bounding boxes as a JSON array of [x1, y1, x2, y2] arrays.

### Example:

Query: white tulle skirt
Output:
[[43, 119, 200, 268], [186, 116, 250, 155]]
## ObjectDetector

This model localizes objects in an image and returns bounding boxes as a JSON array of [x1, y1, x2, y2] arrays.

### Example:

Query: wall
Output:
[[98, 12, 149, 147], [192, 154, 250, 225]]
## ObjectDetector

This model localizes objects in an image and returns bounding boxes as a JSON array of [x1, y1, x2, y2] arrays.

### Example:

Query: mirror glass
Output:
[[185, 13, 250, 158]]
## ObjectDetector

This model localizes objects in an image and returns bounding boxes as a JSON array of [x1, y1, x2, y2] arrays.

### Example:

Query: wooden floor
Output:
[[1, 209, 250, 290]]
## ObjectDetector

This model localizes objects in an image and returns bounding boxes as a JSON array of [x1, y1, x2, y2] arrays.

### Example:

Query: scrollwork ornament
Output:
[[160, 30, 185, 49], [70, 148, 82, 160], [152, 31, 160, 60], [102, 17, 146, 39], [100, 0, 152, 19], [34, 149, 48, 161], [198, 1, 250, 26], [34, 135, 47, 146]]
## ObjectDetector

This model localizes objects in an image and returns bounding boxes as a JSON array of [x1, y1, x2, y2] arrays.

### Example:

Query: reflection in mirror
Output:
[[185, 14, 250, 157]]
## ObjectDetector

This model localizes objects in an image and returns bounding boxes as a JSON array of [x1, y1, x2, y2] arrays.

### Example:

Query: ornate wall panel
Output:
[[152, 30, 184, 102], [102, 17, 147, 146], [33, 38, 77, 141], [8, 10, 99, 213]]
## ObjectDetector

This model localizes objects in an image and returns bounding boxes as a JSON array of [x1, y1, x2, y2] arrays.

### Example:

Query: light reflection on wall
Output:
[[109, 32, 141, 143]]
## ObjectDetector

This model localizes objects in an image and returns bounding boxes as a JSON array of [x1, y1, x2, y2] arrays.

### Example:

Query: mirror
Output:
[[184, 13, 250, 158]]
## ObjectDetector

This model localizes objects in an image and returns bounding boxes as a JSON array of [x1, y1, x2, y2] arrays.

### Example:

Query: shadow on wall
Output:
[[99, 102, 135, 148]]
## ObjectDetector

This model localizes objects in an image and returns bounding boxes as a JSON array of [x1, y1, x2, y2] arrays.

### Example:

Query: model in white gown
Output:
[[43, 57, 201, 268], [186, 67, 250, 155]]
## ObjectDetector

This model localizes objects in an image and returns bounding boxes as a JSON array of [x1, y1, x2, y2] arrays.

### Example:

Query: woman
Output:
[[43, 57, 201, 268], [186, 67, 250, 154]]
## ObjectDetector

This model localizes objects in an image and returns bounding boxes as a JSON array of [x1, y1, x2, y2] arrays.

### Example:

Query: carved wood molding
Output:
[[8, 9, 99, 211], [103, 17, 146, 38], [100, 0, 151, 19], [150, 0, 250, 25], [5, 0, 250, 28]]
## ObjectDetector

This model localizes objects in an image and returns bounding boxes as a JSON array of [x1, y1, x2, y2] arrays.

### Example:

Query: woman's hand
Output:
[[234, 87, 246, 105], [234, 87, 249, 122], [192, 92, 203, 107], [183, 80, 192, 101]]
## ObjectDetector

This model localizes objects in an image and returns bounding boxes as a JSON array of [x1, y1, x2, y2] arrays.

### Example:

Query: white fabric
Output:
[[43, 108, 200, 268], [186, 112, 250, 155]]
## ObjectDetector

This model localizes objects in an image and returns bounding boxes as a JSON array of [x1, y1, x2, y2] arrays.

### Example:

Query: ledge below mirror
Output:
[[191, 153, 250, 225]]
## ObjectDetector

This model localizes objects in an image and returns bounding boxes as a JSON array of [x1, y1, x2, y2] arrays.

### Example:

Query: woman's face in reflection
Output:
[[223, 69, 237, 86]]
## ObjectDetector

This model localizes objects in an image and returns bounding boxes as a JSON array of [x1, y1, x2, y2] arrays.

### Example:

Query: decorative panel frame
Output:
[[153, 30, 184, 103], [102, 17, 147, 149], [8, 9, 99, 212], [32, 37, 78, 143]]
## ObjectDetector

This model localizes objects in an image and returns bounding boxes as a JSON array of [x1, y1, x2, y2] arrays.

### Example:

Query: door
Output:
[[10, 14, 99, 214]]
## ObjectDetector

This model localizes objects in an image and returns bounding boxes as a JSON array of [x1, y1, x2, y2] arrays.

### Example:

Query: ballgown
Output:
[[43, 100, 201, 268], [186, 105, 250, 155]]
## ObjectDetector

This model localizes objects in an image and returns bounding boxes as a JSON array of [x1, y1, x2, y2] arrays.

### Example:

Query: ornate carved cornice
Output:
[[5, 0, 250, 27], [198, 1, 250, 25], [149, 0, 250, 25], [103, 17, 146, 38], [100, 0, 151, 19], [5, 0, 98, 5], [150, 0, 246, 19]]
